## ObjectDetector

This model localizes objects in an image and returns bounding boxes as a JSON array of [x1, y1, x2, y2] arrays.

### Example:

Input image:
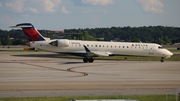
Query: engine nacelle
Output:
[[49, 39, 69, 47]]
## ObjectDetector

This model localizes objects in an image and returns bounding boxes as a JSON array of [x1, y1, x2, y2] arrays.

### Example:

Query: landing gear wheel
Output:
[[88, 58, 94, 63], [83, 57, 94, 63], [160, 57, 164, 62], [83, 58, 88, 63]]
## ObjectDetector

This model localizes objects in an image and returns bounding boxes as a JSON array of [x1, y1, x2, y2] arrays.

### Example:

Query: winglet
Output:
[[83, 45, 91, 52]]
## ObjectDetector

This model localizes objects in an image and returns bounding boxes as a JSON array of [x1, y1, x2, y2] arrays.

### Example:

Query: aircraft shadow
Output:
[[13, 54, 58, 58], [63, 62, 84, 64]]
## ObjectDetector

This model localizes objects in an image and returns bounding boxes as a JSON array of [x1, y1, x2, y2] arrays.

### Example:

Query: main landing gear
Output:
[[160, 57, 164, 62], [83, 57, 94, 63]]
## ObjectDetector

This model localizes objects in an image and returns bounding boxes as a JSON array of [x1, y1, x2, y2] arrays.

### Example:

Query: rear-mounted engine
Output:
[[49, 39, 69, 47]]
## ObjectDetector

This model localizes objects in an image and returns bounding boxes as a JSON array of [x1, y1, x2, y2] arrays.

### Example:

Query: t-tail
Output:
[[10, 23, 49, 41]]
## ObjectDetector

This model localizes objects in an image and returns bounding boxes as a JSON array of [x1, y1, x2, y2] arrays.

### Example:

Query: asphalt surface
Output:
[[0, 52, 180, 97]]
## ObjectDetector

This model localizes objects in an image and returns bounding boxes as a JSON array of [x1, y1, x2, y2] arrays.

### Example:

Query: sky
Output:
[[0, 0, 180, 30]]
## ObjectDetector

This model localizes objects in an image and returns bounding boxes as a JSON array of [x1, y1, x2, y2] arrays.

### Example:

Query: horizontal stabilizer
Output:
[[10, 23, 34, 28]]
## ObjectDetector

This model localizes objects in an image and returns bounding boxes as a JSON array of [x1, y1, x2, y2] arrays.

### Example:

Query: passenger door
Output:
[[149, 47, 154, 55]]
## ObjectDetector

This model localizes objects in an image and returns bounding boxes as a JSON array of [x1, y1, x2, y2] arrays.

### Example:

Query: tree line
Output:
[[0, 26, 180, 45]]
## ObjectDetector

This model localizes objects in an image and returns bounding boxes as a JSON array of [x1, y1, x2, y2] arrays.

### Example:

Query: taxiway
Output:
[[0, 52, 180, 97]]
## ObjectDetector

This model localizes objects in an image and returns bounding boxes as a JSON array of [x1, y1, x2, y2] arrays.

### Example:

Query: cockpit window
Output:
[[158, 46, 164, 49]]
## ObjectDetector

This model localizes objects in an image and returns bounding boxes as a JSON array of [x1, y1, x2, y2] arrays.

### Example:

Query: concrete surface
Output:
[[0, 52, 180, 97]]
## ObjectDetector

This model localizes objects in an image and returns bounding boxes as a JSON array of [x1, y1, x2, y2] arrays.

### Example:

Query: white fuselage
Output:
[[30, 39, 173, 58]]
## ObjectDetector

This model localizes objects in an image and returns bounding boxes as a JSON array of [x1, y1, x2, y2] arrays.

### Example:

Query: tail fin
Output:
[[10, 23, 47, 41]]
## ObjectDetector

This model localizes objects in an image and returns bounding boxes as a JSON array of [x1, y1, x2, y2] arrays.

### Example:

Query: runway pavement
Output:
[[0, 52, 180, 97]]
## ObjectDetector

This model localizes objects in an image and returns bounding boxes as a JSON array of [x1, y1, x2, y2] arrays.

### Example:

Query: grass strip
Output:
[[0, 95, 177, 101]]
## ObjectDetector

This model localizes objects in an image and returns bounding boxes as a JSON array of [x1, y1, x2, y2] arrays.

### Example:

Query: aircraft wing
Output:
[[83, 45, 112, 57], [92, 51, 112, 56]]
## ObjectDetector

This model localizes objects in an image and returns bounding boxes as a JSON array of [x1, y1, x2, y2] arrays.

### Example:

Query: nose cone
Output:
[[165, 50, 173, 58]]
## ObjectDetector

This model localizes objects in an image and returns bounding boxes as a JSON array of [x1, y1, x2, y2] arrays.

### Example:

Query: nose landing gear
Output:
[[160, 57, 164, 62]]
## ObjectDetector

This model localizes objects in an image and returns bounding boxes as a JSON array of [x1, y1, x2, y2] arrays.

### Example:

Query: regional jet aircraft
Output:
[[10, 23, 173, 63]]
